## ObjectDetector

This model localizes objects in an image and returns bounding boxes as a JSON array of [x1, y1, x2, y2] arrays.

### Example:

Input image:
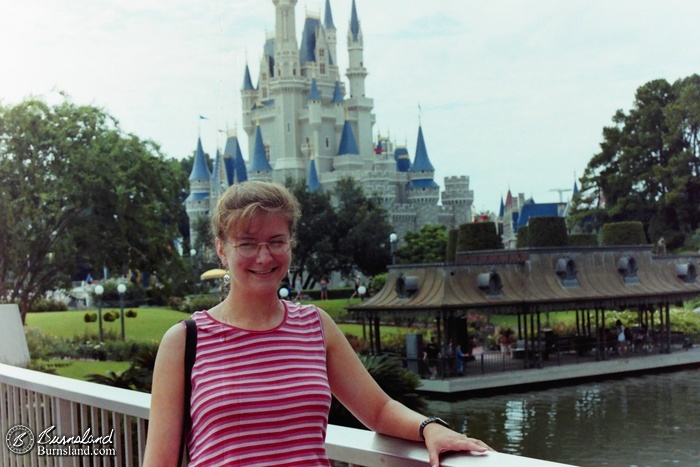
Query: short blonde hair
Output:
[[211, 181, 302, 242]]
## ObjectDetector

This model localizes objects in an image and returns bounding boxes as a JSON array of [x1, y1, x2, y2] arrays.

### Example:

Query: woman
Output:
[[144, 181, 491, 466]]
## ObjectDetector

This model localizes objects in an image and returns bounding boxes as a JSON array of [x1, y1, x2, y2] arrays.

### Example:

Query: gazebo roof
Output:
[[349, 246, 700, 315]]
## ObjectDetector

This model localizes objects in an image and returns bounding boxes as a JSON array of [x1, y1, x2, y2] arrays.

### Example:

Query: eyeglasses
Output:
[[227, 239, 292, 258]]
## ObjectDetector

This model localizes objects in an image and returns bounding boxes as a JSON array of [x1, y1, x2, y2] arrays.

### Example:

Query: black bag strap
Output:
[[178, 319, 197, 467]]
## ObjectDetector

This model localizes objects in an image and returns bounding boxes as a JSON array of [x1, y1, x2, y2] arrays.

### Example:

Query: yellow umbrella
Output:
[[200, 269, 228, 280]]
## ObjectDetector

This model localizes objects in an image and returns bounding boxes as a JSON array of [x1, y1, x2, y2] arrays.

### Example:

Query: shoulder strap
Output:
[[178, 319, 197, 466]]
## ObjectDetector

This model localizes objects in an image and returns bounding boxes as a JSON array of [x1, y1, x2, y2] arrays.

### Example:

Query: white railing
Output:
[[0, 363, 568, 466]]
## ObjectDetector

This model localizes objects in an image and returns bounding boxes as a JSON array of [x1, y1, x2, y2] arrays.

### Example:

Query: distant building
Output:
[[498, 181, 578, 249], [185, 0, 474, 245]]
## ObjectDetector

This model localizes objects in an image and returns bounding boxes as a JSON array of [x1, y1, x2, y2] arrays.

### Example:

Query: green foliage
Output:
[[84, 312, 97, 323], [0, 97, 189, 322], [528, 217, 569, 247], [329, 353, 425, 429], [446, 228, 458, 262], [516, 226, 529, 248], [569, 75, 700, 248], [456, 222, 500, 252], [370, 274, 387, 295], [29, 299, 68, 312], [180, 295, 221, 314], [334, 178, 393, 276], [568, 233, 599, 247], [125, 309, 138, 318], [103, 311, 118, 322], [395, 224, 448, 264], [601, 221, 648, 245]]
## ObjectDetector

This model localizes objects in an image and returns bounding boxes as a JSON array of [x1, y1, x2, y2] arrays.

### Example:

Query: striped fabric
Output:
[[187, 302, 332, 466]]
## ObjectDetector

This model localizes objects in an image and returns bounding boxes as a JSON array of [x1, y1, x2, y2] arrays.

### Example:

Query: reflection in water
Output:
[[426, 369, 700, 466]]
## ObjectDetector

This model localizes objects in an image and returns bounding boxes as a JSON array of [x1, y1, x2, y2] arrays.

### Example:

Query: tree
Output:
[[0, 97, 188, 322], [569, 75, 700, 250], [334, 178, 393, 277], [395, 224, 447, 264], [287, 178, 339, 288]]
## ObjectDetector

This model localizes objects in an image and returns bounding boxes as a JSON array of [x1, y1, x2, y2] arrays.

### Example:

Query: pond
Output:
[[426, 368, 700, 466]]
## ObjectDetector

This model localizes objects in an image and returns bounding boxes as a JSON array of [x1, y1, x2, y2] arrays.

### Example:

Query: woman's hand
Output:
[[422, 422, 493, 467]]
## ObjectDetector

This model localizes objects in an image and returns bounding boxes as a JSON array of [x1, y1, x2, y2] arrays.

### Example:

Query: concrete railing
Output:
[[0, 363, 568, 466]]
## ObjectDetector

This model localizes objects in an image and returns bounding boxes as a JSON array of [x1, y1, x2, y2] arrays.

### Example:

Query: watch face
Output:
[[6, 425, 35, 455]]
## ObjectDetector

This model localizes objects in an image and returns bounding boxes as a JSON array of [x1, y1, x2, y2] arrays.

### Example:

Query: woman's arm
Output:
[[320, 310, 491, 467], [143, 323, 186, 466]]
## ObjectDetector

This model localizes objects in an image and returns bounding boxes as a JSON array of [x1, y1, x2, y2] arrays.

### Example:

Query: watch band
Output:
[[419, 417, 450, 440]]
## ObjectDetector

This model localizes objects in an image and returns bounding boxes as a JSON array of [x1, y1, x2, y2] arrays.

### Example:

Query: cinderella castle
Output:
[[186, 0, 474, 243]]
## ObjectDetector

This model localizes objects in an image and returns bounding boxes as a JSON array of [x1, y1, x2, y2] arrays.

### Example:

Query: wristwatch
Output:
[[419, 417, 450, 440]]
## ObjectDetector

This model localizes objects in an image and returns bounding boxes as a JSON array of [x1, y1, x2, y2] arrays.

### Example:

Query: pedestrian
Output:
[[320, 275, 329, 300], [294, 276, 303, 302], [144, 181, 491, 466]]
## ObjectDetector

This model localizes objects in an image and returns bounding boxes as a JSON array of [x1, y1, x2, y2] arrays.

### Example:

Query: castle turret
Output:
[[307, 157, 322, 192], [407, 126, 440, 206], [441, 175, 474, 228], [185, 137, 212, 244], [333, 116, 363, 172], [272, 0, 300, 78], [346, 0, 366, 99], [247, 124, 273, 182], [323, 0, 337, 71], [222, 131, 248, 186]]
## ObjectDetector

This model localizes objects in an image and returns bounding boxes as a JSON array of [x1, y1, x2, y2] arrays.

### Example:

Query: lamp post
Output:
[[190, 248, 197, 292], [94, 285, 104, 342], [117, 283, 127, 341], [389, 232, 398, 265]]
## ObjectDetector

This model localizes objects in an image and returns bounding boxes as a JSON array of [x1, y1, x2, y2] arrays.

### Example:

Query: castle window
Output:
[[264, 144, 271, 161], [325, 137, 330, 148], [319, 49, 325, 58], [320, 63, 326, 74], [293, 68, 296, 75], [262, 87, 268, 98], [262, 73, 267, 80]]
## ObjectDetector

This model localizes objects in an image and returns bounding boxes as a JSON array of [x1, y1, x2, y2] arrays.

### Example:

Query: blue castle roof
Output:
[[242, 64, 255, 91], [410, 126, 435, 172], [394, 147, 411, 172], [223, 135, 248, 184], [300, 17, 321, 63], [189, 137, 211, 181], [308, 78, 321, 101], [350, 0, 360, 42], [331, 81, 344, 104], [516, 203, 563, 230], [337, 119, 359, 155], [324, 0, 335, 29], [499, 196, 505, 217], [408, 179, 439, 189], [307, 158, 321, 192], [248, 125, 273, 172], [264, 38, 275, 76]]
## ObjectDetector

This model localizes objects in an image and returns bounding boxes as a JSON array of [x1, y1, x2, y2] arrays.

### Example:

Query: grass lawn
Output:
[[26, 307, 190, 342], [45, 359, 131, 380]]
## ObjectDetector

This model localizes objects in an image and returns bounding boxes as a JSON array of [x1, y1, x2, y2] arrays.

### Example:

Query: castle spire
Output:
[[337, 118, 359, 156], [189, 137, 212, 181], [324, 0, 335, 29], [242, 64, 255, 91], [248, 123, 273, 172], [349, 0, 360, 42], [411, 126, 435, 172], [307, 157, 322, 192]]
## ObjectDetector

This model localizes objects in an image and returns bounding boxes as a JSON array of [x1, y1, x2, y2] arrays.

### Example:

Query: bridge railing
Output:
[[0, 363, 567, 466]]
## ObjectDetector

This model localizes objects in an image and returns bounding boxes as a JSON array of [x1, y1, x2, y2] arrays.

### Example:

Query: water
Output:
[[426, 369, 700, 466]]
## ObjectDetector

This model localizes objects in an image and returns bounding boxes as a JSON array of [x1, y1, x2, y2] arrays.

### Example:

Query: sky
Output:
[[2, 0, 700, 215]]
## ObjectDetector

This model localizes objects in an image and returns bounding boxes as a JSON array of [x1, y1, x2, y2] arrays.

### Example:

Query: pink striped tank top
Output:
[[187, 301, 332, 466]]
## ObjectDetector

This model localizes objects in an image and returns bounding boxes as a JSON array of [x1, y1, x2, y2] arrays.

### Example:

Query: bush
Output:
[[516, 226, 528, 248], [84, 312, 97, 323], [125, 309, 138, 318], [456, 222, 499, 252], [569, 233, 598, 247], [180, 295, 221, 314], [528, 217, 568, 247], [601, 221, 647, 245], [370, 274, 387, 295], [103, 311, 118, 322], [29, 299, 68, 312]]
